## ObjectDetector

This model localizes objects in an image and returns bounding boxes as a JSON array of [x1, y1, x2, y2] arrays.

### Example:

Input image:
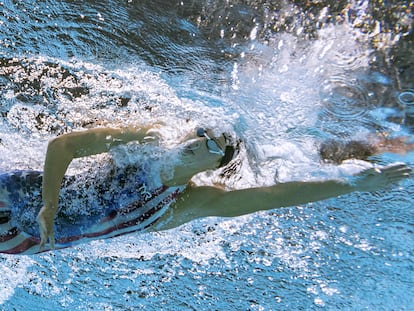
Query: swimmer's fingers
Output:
[[49, 230, 55, 250], [38, 218, 52, 251], [354, 163, 411, 192], [39, 226, 55, 251], [37, 206, 56, 251], [381, 164, 412, 182]]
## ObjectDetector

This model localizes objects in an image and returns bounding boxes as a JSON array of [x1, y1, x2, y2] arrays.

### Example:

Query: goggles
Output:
[[196, 128, 225, 156]]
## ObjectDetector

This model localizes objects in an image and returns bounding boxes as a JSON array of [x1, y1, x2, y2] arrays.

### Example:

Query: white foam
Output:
[[0, 256, 34, 305]]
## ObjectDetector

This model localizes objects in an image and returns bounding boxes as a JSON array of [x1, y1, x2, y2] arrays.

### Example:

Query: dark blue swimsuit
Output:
[[0, 165, 185, 254]]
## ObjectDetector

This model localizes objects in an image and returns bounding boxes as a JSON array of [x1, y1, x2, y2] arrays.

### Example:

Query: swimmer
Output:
[[0, 125, 411, 254]]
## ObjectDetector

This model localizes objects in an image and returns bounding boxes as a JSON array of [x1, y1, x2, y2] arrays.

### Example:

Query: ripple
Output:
[[398, 89, 414, 106], [331, 44, 368, 70], [399, 89, 414, 129], [315, 25, 370, 71], [319, 76, 371, 120]]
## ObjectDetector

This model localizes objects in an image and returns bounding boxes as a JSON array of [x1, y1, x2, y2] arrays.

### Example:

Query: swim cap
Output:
[[218, 133, 239, 168]]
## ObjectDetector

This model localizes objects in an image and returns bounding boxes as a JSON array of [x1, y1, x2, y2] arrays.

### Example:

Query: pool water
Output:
[[1, 0, 413, 310]]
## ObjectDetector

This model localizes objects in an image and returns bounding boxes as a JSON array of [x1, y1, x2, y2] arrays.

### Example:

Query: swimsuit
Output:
[[0, 164, 185, 255]]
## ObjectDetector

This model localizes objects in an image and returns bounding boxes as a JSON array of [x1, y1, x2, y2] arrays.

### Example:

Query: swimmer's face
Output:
[[182, 129, 227, 170]]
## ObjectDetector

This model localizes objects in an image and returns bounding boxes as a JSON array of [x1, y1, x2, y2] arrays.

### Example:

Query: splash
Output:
[[0, 256, 34, 305]]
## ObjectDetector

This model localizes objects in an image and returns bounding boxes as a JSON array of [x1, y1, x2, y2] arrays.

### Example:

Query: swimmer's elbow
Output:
[[47, 135, 74, 159]]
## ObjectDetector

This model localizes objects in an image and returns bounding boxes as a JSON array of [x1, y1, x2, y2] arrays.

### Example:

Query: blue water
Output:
[[1, 0, 413, 310]]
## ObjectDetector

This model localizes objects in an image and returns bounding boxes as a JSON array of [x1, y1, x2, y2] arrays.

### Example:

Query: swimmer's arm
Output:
[[43, 126, 158, 203], [38, 126, 159, 249], [373, 135, 414, 155], [158, 164, 410, 230], [156, 180, 356, 230]]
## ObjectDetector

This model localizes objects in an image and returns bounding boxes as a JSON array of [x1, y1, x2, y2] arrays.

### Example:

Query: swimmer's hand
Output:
[[36, 205, 56, 251], [352, 163, 411, 192]]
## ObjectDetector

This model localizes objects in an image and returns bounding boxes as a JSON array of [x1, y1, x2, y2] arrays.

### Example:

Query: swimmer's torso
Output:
[[0, 164, 186, 254]]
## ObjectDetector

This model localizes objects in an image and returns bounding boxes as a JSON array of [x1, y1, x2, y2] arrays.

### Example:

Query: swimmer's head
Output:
[[181, 128, 239, 169], [196, 128, 239, 168]]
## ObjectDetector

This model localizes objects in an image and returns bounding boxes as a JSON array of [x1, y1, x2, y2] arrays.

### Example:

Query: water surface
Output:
[[1, 0, 413, 310]]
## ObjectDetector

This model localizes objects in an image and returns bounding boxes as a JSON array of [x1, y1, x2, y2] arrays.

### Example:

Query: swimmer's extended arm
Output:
[[158, 164, 410, 230], [37, 126, 159, 249]]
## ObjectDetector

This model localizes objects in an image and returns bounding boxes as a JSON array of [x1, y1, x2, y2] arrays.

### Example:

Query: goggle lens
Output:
[[197, 128, 225, 156]]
